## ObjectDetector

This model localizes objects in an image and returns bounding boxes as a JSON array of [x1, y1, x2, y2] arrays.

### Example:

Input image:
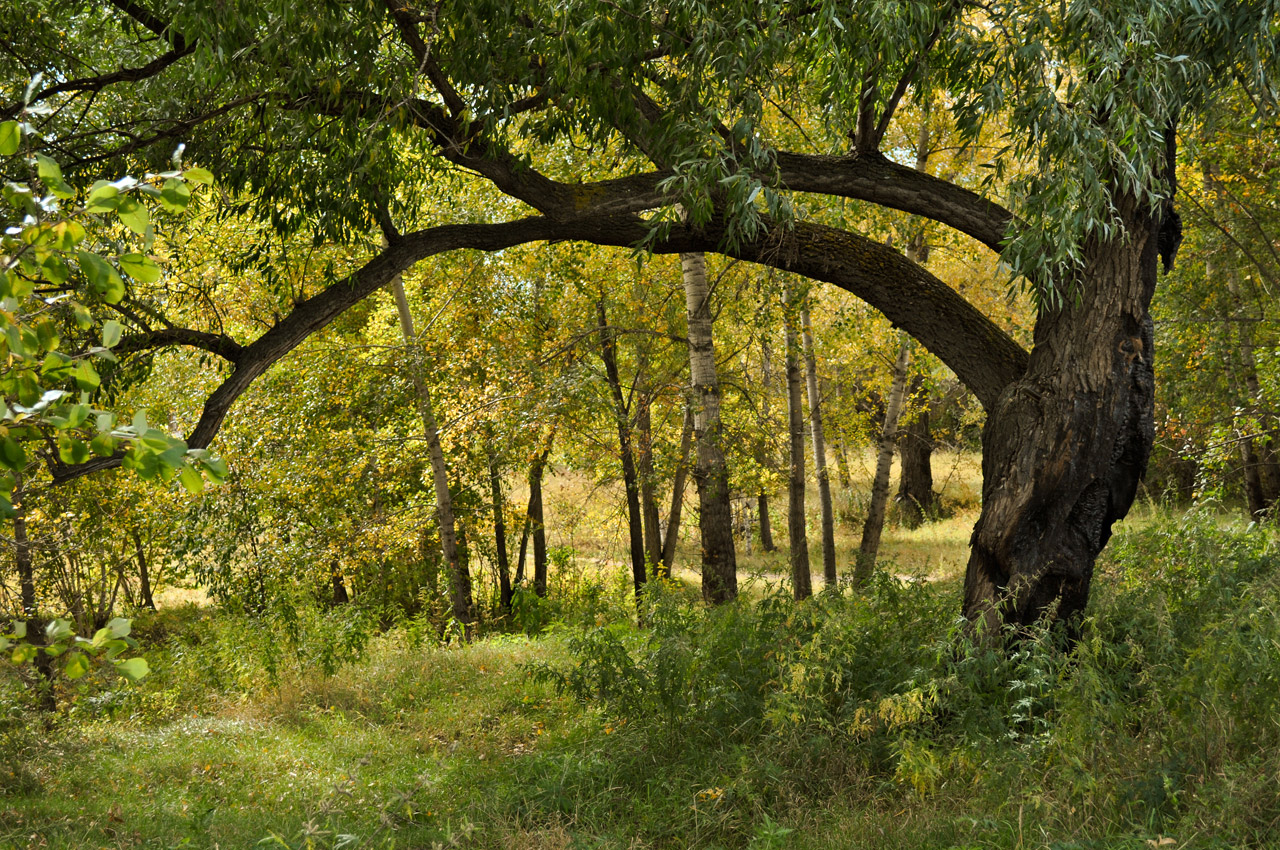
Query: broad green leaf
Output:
[[11, 643, 37, 664], [159, 178, 191, 213], [85, 180, 120, 212], [115, 657, 149, 682], [52, 219, 86, 249], [90, 432, 117, 457], [73, 360, 101, 392], [77, 251, 126, 303], [35, 154, 74, 198], [45, 618, 73, 643], [184, 166, 214, 185], [106, 617, 132, 639], [11, 621, 26, 640], [102, 320, 123, 348], [118, 252, 161, 283], [178, 464, 205, 493], [0, 121, 19, 156], [57, 434, 90, 465], [64, 652, 90, 679], [91, 625, 112, 648], [15, 373, 40, 407], [115, 196, 150, 235]]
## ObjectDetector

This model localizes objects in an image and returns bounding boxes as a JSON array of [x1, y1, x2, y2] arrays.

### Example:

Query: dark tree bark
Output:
[[330, 563, 350, 606], [390, 274, 473, 627], [132, 528, 156, 611], [530, 437, 553, 598], [856, 334, 911, 584], [801, 303, 837, 585], [784, 290, 812, 600], [596, 298, 648, 598], [896, 377, 936, 529], [635, 389, 665, 571], [756, 337, 778, 553], [963, 187, 1167, 633], [487, 436, 513, 613], [680, 252, 737, 603], [660, 404, 695, 575]]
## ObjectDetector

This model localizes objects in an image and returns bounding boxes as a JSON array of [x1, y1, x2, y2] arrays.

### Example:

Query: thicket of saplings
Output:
[[2, 507, 1279, 849]]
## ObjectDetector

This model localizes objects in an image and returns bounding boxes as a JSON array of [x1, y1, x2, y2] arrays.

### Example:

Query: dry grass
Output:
[[507, 448, 984, 593]]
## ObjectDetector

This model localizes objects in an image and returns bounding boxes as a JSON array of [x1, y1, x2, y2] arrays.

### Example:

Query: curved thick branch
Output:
[[114, 328, 244, 362], [52, 208, 1027, 484]]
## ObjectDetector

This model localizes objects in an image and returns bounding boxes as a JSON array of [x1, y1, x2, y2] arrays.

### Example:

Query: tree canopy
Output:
[[3, 0, 1278, 626]]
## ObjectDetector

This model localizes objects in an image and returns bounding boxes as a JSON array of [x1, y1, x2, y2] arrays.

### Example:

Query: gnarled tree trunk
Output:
[[963, 190, 1164, 633]]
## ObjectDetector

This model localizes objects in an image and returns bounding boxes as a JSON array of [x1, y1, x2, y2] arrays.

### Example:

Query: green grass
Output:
[[4, 507, 1280, 850]]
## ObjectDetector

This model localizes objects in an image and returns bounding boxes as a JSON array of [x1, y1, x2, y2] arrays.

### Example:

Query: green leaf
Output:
[[57, 434, 90, 465], [178, 464, 205, 494], [184, 166, 214, 185], [106, 617, 132, 639], [64, 652, 90, 679], [159, 178, 191, 214], [35, 154, 74, 198], [85, 180, 120, 213], [0, 121, 19, 157], [90, 432, 117, 457], [118, 252, 161, 283], [45, 618, 73, 643], [102, 320, 123, 348], [115, 196, 150, 235], [115, 657, 150, 682], [73, 360, 101, 392], [11, 621, 26, 640], [11, 643, 37, 664], [77, 251, 126, 303]]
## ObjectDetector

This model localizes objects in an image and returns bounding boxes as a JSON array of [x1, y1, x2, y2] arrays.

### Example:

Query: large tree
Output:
[[5, 0, 1276, 627]]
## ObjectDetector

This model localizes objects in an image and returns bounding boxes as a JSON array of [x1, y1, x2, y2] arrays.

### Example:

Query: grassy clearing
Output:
[[4, 499, 1280, 849]]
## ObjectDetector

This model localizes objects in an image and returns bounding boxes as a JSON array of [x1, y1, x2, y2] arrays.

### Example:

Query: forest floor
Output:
[[2, 462, 1275, 850]]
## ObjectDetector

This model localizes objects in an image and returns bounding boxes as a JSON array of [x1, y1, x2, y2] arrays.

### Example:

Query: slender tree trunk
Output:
[[756, 338, 778, 552], [856, 334, 911, 584], [1202, 157, 1279, 517], [530, 437, 553, 597], [596, 298, 648, 598], [132, 528, 156, 611], [680, 252, 737, 603], [389, 276, 473, 627], [801, 302, 837, 585], [963, 182, 1170, 633], [784, 291, 812, 600], [330, 562, 350, 605], [660, 404, 695, 574], [896, 376, 936, 529], [15, 477, 35, 617], [487, 436, 513, 613], [828, 382, 855, 491], [635, 391, 664, 571]]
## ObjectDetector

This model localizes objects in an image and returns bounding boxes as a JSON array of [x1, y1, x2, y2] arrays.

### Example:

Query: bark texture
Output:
[[785, 296, 812, 600], [660, 404, 695, 574], [856, 334, 912, 584], [801, 303, 837, 585], [963, 191, 1162, 632], [680, 251, 738, 603], [896, 377, 936, 529], [390, 276, 473, 627], [596, 298, 648, 597]]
